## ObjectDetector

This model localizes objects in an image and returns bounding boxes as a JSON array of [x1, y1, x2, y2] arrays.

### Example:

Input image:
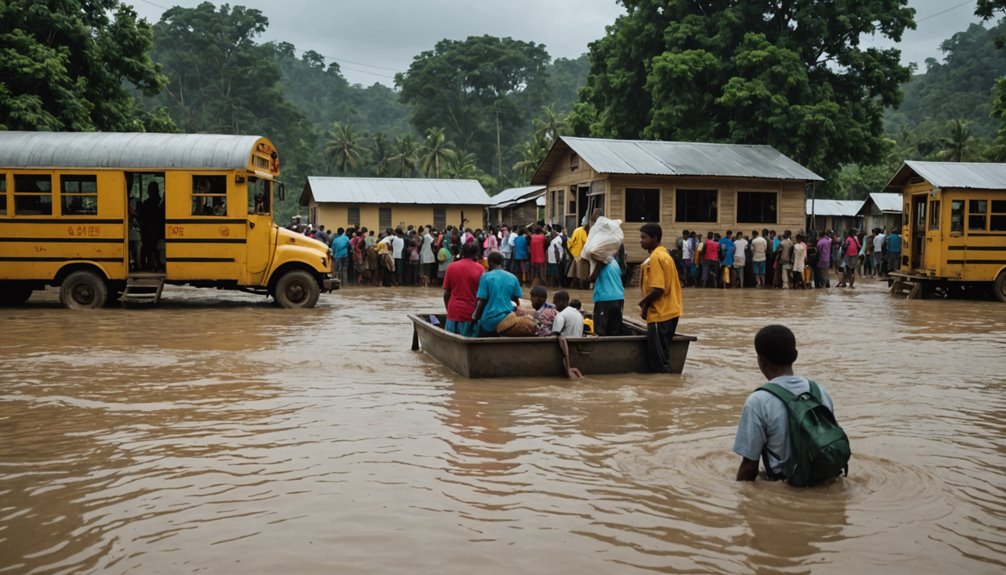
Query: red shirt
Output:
[[530, 233, 546, 264], [443, 258, 484, 322], [703, 239, 720, 262]]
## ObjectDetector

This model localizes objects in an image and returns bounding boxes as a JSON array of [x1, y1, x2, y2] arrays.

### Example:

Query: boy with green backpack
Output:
[[733, 325, 851, 486]]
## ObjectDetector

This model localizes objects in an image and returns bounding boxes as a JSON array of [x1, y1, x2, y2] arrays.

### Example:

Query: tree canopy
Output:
[[0, 0, 167, 131], [571, 0, 916, 182]]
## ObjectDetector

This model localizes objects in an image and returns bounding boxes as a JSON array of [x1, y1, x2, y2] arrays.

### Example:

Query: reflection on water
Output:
[[1, 283, 1004, 574]]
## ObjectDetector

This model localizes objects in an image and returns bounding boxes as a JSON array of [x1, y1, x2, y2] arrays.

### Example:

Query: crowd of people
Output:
[[672, 226, 903, 290]]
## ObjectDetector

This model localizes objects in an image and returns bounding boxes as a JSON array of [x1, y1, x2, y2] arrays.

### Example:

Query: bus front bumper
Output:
[[323, 275, 340, 292]]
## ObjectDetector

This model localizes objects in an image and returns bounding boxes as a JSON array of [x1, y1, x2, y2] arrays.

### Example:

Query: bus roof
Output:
[[0, 131, 270, 171]]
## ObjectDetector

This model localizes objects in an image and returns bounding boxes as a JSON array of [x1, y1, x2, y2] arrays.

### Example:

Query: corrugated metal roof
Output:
[[902, 160, 1006, 190], [489, 185, 545, 207], [867, 192, 902, 213], [531, 136, 823, 184], [805, 199, 864, 217], [305, 177, 490, 205], [0, 131, 266, 170]]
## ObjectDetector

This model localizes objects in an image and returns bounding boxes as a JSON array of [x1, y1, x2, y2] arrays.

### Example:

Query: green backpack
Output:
[[759, 380, 851, 487]]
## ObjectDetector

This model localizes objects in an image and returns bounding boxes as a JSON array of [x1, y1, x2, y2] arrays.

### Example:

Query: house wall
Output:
[[310, 202, 485, 232], [540, 149, 808, 263]]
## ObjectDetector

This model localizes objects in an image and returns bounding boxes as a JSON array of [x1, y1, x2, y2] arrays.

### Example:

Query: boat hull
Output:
[[409, 313, 696, 378]]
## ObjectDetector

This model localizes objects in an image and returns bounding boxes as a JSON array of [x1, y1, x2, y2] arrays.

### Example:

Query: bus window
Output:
[[192, 175, 227, 216], [248, 177, 271, 214], [991, 201, 1006, 232], [950, 200, 964, 233], [0, 174, 6, 215], [61, 175, 98, 215], [929, 201, 940, 230], [968, 200, 988, 231], [14, 174, 52, 216]]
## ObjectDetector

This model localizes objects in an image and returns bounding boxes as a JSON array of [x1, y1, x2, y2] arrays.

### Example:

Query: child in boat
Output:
[[529, 285, 557, 336], [569, 299, 593, 335], [552, 291, 584, 337]]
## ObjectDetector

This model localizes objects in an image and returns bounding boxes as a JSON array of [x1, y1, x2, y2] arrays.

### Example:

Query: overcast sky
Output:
[[130, 0, 991, 86]]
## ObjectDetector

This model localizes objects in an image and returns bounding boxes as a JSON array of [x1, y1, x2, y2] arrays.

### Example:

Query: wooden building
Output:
[[300, 177, 490, 232], [857, 192, 903, 233], [805, 199, 864, 235], [530, 137, 822, 263], [487, 185, 545, 228]]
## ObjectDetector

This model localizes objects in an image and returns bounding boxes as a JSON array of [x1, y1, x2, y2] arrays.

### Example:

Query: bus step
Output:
[[889, 277, 920, 299], [123, 275, 165, 304]]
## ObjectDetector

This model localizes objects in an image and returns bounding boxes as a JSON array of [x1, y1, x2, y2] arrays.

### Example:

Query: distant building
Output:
[[531, 136, 822, 262], [857, 192, 903, 233], [300, 177, 490, 232], [805, 199, 864, 235], [487, 185, 545, 228]]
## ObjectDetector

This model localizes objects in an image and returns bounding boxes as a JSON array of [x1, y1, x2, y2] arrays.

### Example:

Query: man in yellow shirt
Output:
[[565, 222, 589, 288], [638, 222, 683, 373]]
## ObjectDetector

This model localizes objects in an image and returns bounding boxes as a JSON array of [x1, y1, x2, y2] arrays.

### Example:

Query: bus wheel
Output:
[[0, 284, 32, 306], [60, 271, 108, 309], [274, 270, 320, 308], [995, 271, 1006, 303]]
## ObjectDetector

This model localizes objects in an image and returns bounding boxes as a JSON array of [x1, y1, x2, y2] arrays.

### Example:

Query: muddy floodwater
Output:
[[1, 281, 1004, 574]]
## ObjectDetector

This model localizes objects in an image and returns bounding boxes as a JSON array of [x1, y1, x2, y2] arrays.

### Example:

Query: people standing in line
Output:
[[680, 230, 695, 288], [473, 251, 523, 336], [701, 231, 720, 288], [733, 325, 839, 483], [779, 230, 794, 289], [591, 256, 624, 336], [732, 231, 748, 289], [566, 220, 589, 289], [392, 228, 406, 287], [529, 225, 547, 287], [419, 226, 436, 287], [719, 230, 736, 288], [638, 223, 683, 373], [330, 228, 350, 285], [791, 233, 807, 289], [815, 231, 832, 288], [886, 228, 902, 275], [442, 242, 485, 337], [750, 230, 767, 288], [512, 226, 529, 284], [872, 228, 886, 277], [547, 225, 565, 288], [838, 229, 860, 288]]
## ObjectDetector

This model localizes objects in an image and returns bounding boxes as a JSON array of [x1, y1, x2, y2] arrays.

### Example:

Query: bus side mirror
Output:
[[278, 182, 285, 202]]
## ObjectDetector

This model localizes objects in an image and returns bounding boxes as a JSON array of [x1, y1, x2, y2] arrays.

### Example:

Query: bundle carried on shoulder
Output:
[[580, 216, 624, 263]]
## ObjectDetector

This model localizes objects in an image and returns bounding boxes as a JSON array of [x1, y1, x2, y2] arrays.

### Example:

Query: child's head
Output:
[[553, 290, 570, 311], [530, 285, 548, 310], [569, 298, 582, 311]]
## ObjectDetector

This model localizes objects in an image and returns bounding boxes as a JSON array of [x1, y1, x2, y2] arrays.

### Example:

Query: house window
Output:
[[950, 200, 964, 233], [624, 188, 660, 222], [348, 206, 361, 227], [570, 153, 579, 171], [991, 200, 1006, 232], [929, 201, 940, 230], [675, 189, 718, 223], [191, 175, 227, 216], [379, 207, 392, 230], [61, 175, 98, 215], [433, 207, 446, 230], [736, 191, 777, 224], [14, 174, 52, 215], [968, 200, 987, 231], [0, 174, 6, 215]]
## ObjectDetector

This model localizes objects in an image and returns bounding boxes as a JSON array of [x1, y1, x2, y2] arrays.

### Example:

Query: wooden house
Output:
[[487, 185, 545, 228], [300, 177, 490, 232], [530, 137, 822, 262], [857, 192, 903, 234], [805, 199, 864, 235]]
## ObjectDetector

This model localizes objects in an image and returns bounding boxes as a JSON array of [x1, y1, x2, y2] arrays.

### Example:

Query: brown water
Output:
[[1, 281, 1004, 574]]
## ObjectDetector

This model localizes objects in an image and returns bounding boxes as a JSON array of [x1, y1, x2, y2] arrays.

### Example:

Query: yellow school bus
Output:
[[886, 161, 1006, 301], [0, 132, 336, 308]]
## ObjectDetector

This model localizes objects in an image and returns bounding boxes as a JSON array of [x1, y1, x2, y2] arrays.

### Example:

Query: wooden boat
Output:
[[409, 313, 696, 378]]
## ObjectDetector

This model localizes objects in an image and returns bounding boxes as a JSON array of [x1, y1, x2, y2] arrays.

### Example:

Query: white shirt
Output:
[[391, 236, 405, 259], [552, 307, 584, 337], [681, 237, 694, 261], [873, 233, 885, 253], [733, 238, 748, 266], [547, 235, 563, 265], [793, 241, 807, 272], [751, 236, 767, 262], [500, 232, 512, 255]]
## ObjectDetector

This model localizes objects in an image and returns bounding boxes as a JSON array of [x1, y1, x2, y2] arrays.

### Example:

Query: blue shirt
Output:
[[476, 268, 523, 333], [887, 233, 902, 252], [593, 260, 624, 303], [719, 237, 735, 267], [513, 235, 529, 261], [331, 234, 350, 259]]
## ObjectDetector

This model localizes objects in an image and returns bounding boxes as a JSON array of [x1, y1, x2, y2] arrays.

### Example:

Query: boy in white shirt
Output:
[[551, 290, 584, 337]]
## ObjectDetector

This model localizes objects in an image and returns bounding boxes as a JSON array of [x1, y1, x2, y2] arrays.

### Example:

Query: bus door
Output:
[[125, 172, 165, 273], [245, 176, 274, 284], [910, 194, 926, 271]]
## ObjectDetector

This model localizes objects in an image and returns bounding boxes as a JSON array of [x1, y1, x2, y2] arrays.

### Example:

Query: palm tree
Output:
[[369, 132, 392, 177], [420, 127, 456, 178], [390, 135, 420, 177], [532, 104, 568, 145], [444, 151, 480, 179], [939, 119, 975, 162], [323, 122, 366, 174], [511, 134, 550, 181]]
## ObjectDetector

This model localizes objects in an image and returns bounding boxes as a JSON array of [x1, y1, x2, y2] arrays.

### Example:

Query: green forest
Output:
[[1, 0, 1005, 221]]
